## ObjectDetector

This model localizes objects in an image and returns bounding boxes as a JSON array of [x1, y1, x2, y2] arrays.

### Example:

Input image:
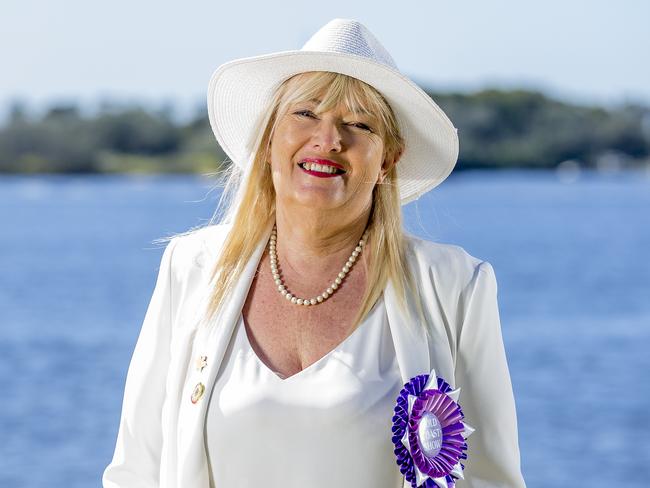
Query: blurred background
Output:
[[1, 1, 649, 487]]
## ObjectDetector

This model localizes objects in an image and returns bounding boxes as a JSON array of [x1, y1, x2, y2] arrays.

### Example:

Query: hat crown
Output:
[[301, 18, 398, 70]]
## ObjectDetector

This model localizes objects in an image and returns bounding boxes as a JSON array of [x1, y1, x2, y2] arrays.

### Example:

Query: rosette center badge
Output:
[[392, 369, 474, 488]]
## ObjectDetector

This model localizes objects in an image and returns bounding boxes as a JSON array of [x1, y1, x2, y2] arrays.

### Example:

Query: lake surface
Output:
[[0, 170, 649, 487]]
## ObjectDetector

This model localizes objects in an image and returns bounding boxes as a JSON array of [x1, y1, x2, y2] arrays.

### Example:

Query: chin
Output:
[[292, 193, 342, 211]]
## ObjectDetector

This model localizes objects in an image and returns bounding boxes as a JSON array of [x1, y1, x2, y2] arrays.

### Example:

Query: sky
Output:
[[2, 0, 649, 121]]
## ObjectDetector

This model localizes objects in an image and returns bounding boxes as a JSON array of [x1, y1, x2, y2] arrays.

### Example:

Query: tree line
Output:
[[1, 89, 648, 173]]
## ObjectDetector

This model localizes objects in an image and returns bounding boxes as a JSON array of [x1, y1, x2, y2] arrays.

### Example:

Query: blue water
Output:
[[0, 170, 648, 487]]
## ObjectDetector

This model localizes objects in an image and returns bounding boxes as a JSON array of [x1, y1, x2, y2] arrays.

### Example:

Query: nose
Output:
[[311, 118, 342, 153]]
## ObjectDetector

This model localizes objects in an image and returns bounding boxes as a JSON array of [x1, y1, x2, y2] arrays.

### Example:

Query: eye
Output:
[[293, 109, 317, 119], [347, 121, 374, 133]]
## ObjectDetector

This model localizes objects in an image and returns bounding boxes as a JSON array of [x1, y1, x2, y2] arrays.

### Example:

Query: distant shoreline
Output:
[[2, 88, 649, 174]]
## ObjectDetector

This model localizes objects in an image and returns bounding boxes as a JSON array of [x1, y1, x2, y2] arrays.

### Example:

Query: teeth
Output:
[[301, 162, 341, 174]]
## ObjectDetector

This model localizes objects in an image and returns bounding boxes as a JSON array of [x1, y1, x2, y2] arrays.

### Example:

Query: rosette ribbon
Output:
[[392, 369, 474, 488]]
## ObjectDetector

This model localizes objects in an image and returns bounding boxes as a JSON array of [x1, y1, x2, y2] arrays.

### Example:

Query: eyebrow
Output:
[[304, 98, 375, 117]]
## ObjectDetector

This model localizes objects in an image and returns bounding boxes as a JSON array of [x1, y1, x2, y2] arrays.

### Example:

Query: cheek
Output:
[[270, 120, 306, 160], [355, 139, 385, 178], [269, 137, 290, 174], [269, 128, 302, 187]]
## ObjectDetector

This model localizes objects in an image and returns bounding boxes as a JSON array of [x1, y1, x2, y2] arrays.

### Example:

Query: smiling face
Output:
[[265, 72, 401, 222], [269, 98, 385, 215]]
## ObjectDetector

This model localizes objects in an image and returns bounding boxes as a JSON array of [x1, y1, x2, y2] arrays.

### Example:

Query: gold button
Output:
[[191, 382, 205, 404]]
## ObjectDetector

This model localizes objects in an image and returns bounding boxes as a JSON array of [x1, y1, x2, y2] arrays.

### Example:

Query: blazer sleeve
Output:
[[103, 238, 178, 488], [454, 261, 526, 488]]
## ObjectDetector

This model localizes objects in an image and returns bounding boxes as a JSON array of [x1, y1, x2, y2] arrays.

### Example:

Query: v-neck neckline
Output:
[[240, 297, 383, 382]]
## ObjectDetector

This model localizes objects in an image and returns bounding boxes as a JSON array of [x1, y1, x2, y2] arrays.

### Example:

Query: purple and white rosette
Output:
[[392, 369, 475, 488]]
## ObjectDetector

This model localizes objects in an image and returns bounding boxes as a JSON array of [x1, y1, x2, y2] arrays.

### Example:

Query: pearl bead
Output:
[[269, 224, 368, 306]]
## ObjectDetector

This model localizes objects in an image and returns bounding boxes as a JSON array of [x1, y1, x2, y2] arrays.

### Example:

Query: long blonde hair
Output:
[[204, 71, 413, 329]]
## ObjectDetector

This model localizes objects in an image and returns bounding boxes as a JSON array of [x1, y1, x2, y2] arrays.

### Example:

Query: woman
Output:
[[103, 19, 526, 488]]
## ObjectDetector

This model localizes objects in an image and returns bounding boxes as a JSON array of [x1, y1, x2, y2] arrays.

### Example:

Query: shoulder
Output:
[[404, 232, 485, 276], [403, 233, 494, 291], [163, 224, 233, 275]]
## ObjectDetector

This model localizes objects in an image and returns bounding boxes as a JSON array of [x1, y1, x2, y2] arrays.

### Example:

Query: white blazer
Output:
[[103, 224, 526, 488]]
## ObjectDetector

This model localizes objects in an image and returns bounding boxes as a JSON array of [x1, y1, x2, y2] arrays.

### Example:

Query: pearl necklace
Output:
[[269, 224, 370, 306]]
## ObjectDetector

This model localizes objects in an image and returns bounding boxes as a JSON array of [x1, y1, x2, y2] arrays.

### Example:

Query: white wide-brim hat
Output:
[[207, 18, 459, 205]]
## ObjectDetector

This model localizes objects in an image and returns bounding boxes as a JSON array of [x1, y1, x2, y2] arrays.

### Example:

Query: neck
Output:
[[273, 205, 371, 277]]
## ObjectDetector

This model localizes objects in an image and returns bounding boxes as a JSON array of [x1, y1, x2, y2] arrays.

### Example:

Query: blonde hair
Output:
[[204, 71, 413, 330]]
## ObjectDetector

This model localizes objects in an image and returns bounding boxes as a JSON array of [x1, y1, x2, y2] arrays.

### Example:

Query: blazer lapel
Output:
[[384, 247, 457, 390], [384, 279, 431, 385], [176, 231, 268, 488]]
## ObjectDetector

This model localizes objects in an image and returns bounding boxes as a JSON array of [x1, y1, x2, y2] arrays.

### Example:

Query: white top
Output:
[[205, 296, 404, 487]]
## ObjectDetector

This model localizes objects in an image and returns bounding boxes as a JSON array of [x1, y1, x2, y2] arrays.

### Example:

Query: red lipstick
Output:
[[301, 158, 345, 170], [298, 158, 346, 178]]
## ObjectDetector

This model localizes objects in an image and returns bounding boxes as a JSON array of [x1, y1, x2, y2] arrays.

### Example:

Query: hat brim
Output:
[[207, 50, 459, 205]]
